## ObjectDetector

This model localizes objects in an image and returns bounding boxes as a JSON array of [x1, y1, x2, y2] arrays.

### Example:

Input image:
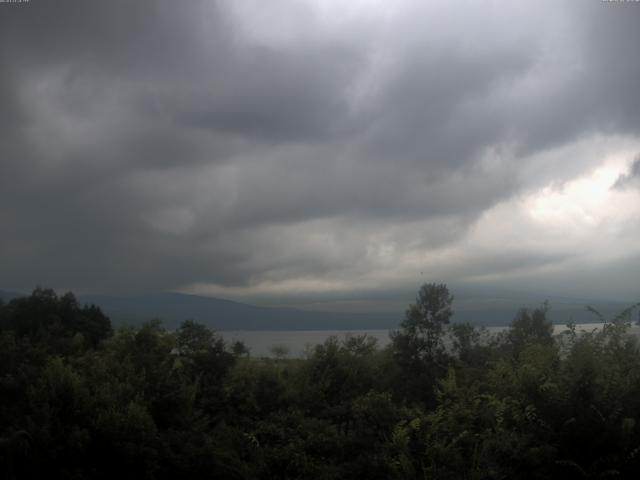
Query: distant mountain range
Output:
[[79, 292, 400, 330], [0, 290, 398, 330], [1, 288, 637, 330]]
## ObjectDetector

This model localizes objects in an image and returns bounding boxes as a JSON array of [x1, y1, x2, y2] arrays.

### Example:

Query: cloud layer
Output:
[[1, 0, 640, 303]]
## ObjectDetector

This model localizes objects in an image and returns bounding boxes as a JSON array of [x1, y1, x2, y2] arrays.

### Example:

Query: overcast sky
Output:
[[2, 0, 640, 306]]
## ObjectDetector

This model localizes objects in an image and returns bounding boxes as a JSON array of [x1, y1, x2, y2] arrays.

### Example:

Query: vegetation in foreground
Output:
[[1, 284, 640, 479]]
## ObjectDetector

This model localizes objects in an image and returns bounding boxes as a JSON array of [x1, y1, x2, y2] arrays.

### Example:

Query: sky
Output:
[[1, 0, 640, 307]]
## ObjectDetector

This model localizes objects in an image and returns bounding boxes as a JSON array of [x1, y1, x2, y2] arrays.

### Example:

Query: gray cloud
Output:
[[1, 0, 640, 299], [614, 157, 640, 189]]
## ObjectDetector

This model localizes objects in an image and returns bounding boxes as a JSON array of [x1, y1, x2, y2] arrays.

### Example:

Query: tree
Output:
[[393, 283, 454, 361], [175, 320, 218, 355], [506, 302, 553, 356], [0, 288, 111, 351], [390, 283, 454, 406]]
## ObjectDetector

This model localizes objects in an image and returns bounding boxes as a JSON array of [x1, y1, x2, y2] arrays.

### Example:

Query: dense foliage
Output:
[[2, 285, 640, 479]]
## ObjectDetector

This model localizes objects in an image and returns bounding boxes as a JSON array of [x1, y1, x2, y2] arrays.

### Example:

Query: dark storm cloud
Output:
[[585, 4, 640, 133], [176, 46, 364, 142], [362, 45, 532, 171], [1, 0, 639, 295], [507, 3, 640, 161]]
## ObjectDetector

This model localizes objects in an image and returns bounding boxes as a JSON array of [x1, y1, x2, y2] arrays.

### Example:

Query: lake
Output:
[[221, 322, 639, 357]]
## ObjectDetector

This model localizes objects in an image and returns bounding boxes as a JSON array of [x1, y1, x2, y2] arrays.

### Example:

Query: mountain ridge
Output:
[[1, 288, 636, 330]]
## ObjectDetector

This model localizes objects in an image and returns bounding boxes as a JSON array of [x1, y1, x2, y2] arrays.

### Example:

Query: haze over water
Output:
[[223, 323, 640, 357]]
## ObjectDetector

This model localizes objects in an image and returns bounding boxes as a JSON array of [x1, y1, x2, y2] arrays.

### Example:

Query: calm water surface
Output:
[[222, 323, 639, 358]]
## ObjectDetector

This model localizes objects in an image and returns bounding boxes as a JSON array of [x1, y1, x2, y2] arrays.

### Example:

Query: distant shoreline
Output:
[[220, 323, 640, 357]]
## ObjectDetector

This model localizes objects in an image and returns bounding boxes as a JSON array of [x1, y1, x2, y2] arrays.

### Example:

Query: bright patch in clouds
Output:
[[185, 138, 640, 303], [454, 141, 640, 295], [528, 157, 631, 229]]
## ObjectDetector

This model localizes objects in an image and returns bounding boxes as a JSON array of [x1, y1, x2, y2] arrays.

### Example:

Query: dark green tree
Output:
[[506, 302, 553, 356], [390, 283, 454, 406], [0, 288, 111, 351], [399, 283, 453, 356]]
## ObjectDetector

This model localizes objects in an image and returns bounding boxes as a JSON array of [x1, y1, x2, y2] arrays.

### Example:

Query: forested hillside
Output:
[[2, 285, 640, 479]]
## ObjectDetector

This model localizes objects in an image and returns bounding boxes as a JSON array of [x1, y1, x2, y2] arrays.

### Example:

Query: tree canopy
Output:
[[1, 285, 640, 479]]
